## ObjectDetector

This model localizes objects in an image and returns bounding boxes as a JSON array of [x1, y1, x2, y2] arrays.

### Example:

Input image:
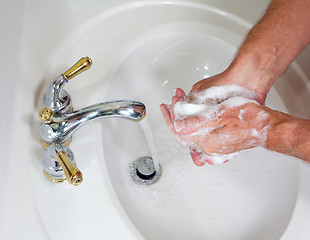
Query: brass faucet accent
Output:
[[63, 57, 92, 81], [56, 149, 83, 186], [39, 107, 53, 124]]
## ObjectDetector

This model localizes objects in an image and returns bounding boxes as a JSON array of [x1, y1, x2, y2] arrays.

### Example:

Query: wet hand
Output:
[[160, 88, 271, 166]]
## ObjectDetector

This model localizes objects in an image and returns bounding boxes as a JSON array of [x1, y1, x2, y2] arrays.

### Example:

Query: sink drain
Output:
[[130, 157, 161, 184]]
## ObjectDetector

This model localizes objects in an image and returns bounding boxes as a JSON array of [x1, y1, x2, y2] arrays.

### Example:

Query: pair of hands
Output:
[[158, 0, 310, 166], [160, 73, 272, 166]]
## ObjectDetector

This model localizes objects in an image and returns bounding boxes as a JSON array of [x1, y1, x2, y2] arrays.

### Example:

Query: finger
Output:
[[189, 148, 206, 167], [160, 104, 174, 131], [188, 80, 211, 102], [171, 88, 187, 110], [175, 88, 186, 100], [170, 96, 181, 121], [171, 95, 181, 106], [190, 148, 221, 166], [199, 151, 230, 165], [188, 80, 205, 97]]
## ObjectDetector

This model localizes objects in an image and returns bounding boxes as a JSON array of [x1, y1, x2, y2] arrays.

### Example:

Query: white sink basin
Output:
[[101, 31, 298, 240], [2, 0, 310, 239]]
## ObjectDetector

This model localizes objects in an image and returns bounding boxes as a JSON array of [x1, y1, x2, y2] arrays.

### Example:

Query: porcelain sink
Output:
[[2, 0, 310, 239], [100, 28, 298, 240]]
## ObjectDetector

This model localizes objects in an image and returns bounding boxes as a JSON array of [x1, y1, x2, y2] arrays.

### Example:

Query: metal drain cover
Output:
[[130, 157, 161, 184]]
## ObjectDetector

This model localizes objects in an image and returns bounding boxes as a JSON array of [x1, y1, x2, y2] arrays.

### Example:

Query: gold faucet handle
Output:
[[39, 107, 54, 123], [63, 56, 92, 81], [56, 151, 83, 186]]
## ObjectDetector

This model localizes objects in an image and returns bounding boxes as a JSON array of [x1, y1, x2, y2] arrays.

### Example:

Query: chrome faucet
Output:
[[39, 100, 146, 145], [39, 57, 146, 185]]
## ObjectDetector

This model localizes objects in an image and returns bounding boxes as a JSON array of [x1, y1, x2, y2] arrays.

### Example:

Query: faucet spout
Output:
[[40, 100, 146, 145]]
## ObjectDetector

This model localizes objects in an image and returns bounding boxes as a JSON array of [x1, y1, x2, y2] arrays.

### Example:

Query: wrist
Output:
[[223, 48, 280, 99], [264, 109, 306, 160]]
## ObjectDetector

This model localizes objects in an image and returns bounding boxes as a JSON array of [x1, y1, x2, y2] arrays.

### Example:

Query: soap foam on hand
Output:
[[173, 96, 258, 122], [173, 84, 259, 121], [194, 148, 239, 165], [190, 84, 258, 105], [170, 84, 266, 165]]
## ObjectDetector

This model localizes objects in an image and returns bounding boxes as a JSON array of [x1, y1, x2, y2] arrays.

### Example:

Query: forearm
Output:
[[266, 110, 310, 163], [226, 0, 310, 96]]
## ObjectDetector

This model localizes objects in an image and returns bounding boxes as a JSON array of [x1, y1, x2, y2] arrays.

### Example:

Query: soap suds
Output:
[[252, 129, 259, 137], [238, 109, 246, 121], [174, 95, 258, 122], [257, 109, 269, 121], [191, 84, 257, 104], [197, 148, 239, 165]]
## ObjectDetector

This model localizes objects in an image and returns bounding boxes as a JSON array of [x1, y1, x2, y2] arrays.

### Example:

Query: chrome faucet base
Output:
[[42, 143, 75, 181], [43, 170, 66, 183], [41, 137, 72, 150], [39, 57, 147, 186], [42, 75, 73, 115], [42, 143, 83, 186]]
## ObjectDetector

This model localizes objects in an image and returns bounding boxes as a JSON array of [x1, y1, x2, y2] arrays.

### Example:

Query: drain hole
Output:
[[136, 168, 156, 180], [130, 157, 161, 185]]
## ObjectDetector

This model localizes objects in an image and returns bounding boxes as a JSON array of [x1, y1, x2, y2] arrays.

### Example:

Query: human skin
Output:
[[160, 88, 310, 166], [160, 0, 310, 166]]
